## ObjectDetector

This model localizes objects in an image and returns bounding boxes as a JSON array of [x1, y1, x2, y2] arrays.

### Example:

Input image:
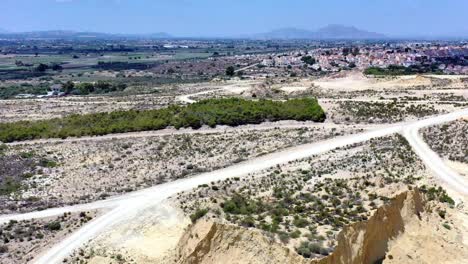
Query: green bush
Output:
[[46, 221, 61, 231], [222, 194, 265, 215], [278, 231, 290, 244], [293, 217, 309, 228], [296, 241, 328, 258], [240, 216, 256, 227], [39, 159, 58, 168], [0, 177, 22, 195], [190, 208, 209, 223]]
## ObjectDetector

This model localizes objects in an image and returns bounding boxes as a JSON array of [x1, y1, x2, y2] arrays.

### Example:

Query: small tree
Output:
[[51, 64, 63, 71], [46, 221, 61, 231], [301, 56, 316, 65], [226, 66, 235, 77], [35, 63, 49, 72], [63, 81, 75, 94]]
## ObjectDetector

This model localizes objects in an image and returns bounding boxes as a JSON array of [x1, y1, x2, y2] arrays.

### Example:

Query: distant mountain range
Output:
[[8, 25, 458, 40], [0, 30, 173, 39], [252, 24, 387, 40]]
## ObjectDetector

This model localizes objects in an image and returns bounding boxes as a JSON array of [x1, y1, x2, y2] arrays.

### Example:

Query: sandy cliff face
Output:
[[174, 190, 429, 264], [175, 219, 309, 264], [320, 190, 424, 264]]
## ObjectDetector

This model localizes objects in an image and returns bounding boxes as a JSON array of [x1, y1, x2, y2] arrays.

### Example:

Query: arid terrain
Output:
[[1, 124, 365, 214], [1, 41, 468, 264]]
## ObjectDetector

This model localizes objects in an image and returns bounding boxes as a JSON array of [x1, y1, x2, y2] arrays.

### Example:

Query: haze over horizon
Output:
[[1, 0, 468, 38]]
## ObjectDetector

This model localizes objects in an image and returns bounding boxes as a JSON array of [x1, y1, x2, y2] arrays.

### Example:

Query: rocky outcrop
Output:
[[175, 219, 309, 264], [175, 189, 425, 264], [319, 189, 424, 264]]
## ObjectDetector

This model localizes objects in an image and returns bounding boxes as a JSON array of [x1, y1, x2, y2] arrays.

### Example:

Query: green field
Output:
[[0, 49, 214, 71]]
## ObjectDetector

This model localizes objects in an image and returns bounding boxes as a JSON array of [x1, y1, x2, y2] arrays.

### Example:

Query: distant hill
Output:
[[253, 24, 386, 40], [314, 24, 386, 39], [0, 30, 174, 40], [0, 28, 9, 34], [147, 32, 173, 39]]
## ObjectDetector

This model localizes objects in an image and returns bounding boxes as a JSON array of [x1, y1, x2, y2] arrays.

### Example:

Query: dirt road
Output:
[[0, 108, 466, 264]]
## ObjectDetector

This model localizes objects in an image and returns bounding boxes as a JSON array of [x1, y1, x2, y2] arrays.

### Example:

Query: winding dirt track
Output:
[[1, 86, 467, 263]]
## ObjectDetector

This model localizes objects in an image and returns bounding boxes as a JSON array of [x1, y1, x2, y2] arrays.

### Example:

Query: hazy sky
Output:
[[1, 0, 467, 37]]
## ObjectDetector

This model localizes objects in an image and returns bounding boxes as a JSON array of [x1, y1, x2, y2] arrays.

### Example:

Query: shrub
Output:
[[278, 231, 290, 244], [240, 216, 256, 227], [293, 217, 309, 228], [297, 241, 312, 258], [46, 221, 61, 231], [0, 178, 22, 195], [296, 241, 327, 258], [190, 208, 209, 223], [0, 245, 8, 254], [39, 159, 58, 168], [290, 229, 301, 238]]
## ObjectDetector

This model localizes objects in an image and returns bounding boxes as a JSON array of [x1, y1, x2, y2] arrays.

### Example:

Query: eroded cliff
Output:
[[175, 189, 427, 264]]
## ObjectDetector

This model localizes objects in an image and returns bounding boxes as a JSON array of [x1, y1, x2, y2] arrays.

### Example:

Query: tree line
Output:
[[0, 98, 326, 143], [62, 81, 127, 95], [364, 64, 443, 76]]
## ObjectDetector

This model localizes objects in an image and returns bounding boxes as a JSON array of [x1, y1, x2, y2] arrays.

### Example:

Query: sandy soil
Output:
[[78, 202, 187, 264], [313, 72, 468, 92], [385, 204, 468, 264]]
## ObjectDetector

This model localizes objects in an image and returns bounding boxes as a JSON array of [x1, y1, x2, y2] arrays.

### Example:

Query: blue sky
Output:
[[1, 0, 467, 37]]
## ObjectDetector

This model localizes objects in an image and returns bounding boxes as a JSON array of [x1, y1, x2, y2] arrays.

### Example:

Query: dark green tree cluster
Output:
[[364, 64, 443, 76], [301, 56, 316, 65], [420, 185, 455, 205], [63, 81, 127, 95], [0, 97, 325, 142], [0, 83, 49, 99], [34, 63, 62, 72], [226, 66, 235, 76]]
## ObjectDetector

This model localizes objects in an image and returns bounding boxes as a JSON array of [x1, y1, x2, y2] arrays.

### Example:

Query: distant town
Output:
[[258, 43, 468, 74]]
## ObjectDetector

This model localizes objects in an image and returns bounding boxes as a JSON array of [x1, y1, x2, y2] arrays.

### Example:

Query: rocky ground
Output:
[[0, 210, 99, 264], [2, 73, 468, 264], [1, 125, 361, 214], [70, 135, 467, 264], [423, 119, 468, 163], [173, 135, 455, 259]]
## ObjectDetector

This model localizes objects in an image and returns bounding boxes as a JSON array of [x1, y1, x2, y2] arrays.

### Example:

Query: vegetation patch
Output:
[[177, 135, 436, 259], [0, 211, 95, 263], [364, 64, 443, 76], [423, 120, 468, 163], [337, 101, 439, 123], [0, 144, 57, 197], [190, 208, 209, 223], [0, 97, 326, 142]]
